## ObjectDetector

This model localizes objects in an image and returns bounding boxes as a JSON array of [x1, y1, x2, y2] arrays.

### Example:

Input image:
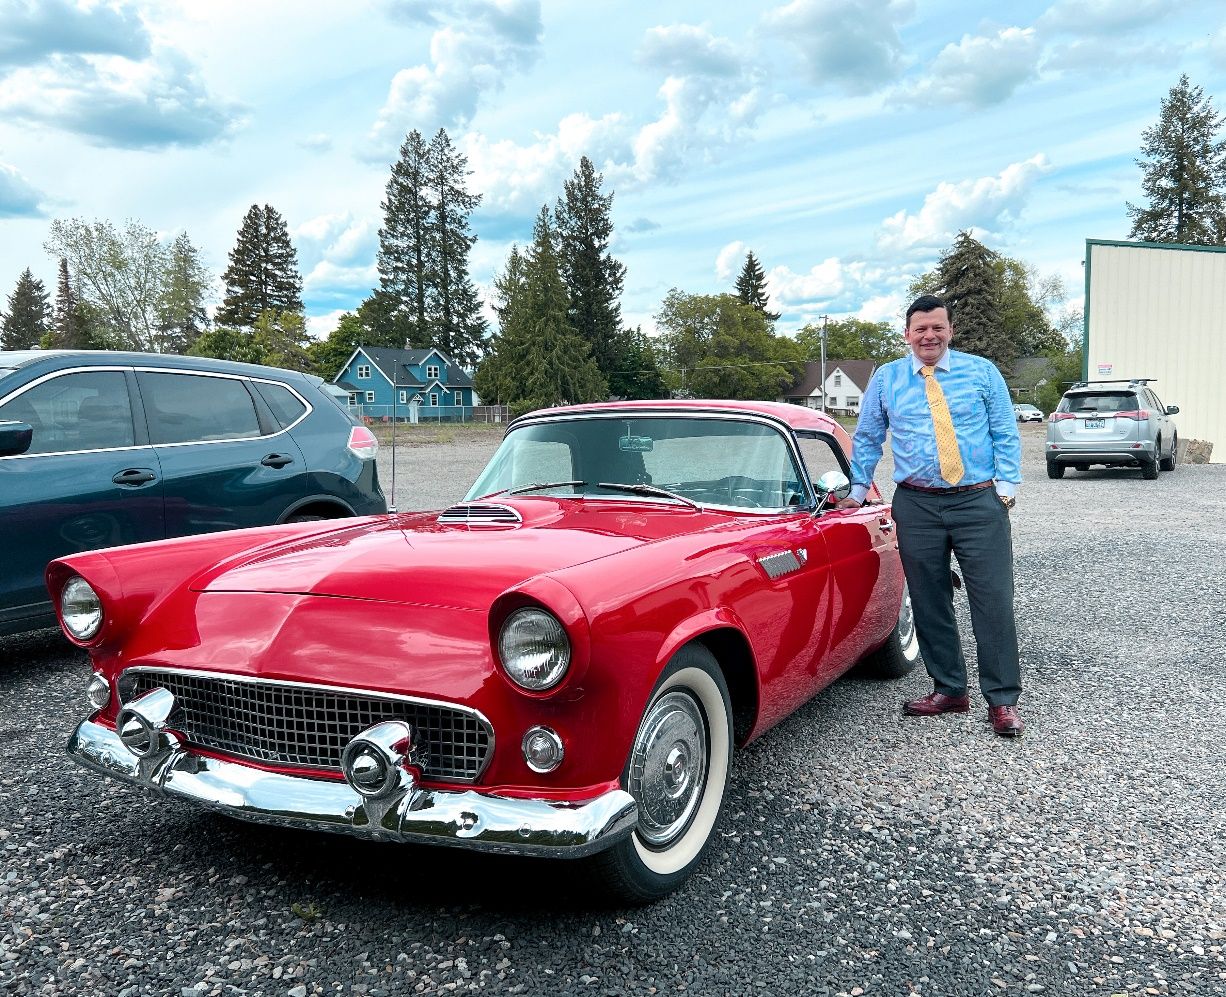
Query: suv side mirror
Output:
[[1166, 405, 1179, 415], [813, 470, 851, 511], [0, 421, 33, 457]]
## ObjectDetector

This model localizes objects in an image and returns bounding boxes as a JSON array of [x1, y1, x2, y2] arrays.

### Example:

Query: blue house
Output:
[[333, 346, 478, 422]]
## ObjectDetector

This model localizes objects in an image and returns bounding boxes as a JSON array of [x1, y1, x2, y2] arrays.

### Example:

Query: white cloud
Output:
[[765, 0, 914, 95], [1038, 0, 1189, 36], [365, 1, 543, 158], [297, 132, 332, 152], [0, 161, 47, 217], [305, 309, 348, 341], [637, 24, 744, 78], [715, 241, 747, 281], [0, 0, 149, 68], [875, 154, 1052, 256], [898, 27, 1040, 108]]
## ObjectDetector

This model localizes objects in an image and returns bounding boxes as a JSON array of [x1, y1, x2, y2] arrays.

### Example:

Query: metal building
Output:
[[1084, 238, 1225, 463]]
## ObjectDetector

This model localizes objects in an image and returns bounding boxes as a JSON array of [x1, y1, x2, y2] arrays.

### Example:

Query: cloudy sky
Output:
[[2, 0, 1224, 345]]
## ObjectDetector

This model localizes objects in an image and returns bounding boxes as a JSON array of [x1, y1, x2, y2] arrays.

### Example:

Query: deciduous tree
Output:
[[215, 205, 303, 327], [1128, 75, 1226, 245], [795, 318, 904, 368]]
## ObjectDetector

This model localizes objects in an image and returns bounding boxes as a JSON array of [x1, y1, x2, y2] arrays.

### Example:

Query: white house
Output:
[[777, 359, 876, 414]]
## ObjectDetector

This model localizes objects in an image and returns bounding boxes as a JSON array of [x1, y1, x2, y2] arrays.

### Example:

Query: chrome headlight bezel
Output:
[[498, 608, 571, 691], [60, 576, 103, 642]]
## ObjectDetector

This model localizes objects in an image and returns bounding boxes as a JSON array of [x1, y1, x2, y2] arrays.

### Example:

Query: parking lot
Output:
[[1, 422, 1224, 996]]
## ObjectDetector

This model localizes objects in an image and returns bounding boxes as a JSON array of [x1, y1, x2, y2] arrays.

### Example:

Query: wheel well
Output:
[[695, 628, 759, 745], [281, 501, 350, 522]]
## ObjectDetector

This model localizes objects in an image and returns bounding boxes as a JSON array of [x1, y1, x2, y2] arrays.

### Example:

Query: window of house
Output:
[[454, 391, 463, 406], [348, 393, 358, 406], [429, 393, 438, 406], [357, 365, 371, 379], [399, 390, 408, 404], [427, 364, 440, 379], [833, 373, 842, 387], [365, 391, 375, 403]]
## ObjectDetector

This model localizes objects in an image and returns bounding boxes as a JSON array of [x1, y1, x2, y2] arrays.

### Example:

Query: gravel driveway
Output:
[[2, 423, 1224, 996]]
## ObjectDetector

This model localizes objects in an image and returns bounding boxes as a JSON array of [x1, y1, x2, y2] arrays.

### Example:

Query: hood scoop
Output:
[[437, 503, 523, 528]]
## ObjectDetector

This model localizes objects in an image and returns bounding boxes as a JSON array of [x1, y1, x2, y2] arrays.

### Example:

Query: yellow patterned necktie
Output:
[[920, 365, 965, 484]]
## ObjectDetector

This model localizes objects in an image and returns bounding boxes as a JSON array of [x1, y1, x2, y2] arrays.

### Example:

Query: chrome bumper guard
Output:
[[67, 717, 637, 858]]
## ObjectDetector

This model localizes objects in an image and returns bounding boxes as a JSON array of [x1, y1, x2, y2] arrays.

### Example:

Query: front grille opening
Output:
[[118, 670, 492, 783]]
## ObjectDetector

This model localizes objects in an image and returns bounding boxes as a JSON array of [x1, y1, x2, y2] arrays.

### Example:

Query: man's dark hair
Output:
[[906, 293, 949, 328]]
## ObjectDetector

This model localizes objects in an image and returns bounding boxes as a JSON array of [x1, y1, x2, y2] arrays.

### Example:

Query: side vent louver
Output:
[[437, 503, 523, 527]]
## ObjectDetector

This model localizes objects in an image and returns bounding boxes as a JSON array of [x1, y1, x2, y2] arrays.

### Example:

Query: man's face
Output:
[[904, 307, 953, 366]]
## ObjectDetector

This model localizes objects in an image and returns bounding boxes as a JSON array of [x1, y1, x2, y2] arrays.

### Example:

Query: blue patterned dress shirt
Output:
[[848, 349, 1022, 504]]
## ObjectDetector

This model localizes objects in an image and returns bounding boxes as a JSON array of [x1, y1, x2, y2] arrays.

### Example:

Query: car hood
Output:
[[192, 499, 724, 609]]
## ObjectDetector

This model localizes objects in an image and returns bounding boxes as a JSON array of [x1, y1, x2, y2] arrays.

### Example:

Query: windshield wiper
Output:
[[504, 479, 588, 496], [596, 482, 701, 510]]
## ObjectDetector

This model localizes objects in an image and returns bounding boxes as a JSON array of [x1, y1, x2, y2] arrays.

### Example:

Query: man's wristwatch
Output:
[[999, 494, 1016, 510]]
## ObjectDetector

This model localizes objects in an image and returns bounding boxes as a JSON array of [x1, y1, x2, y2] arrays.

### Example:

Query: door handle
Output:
[[113, 468, 157, 486], [261, 453, 294, 468]]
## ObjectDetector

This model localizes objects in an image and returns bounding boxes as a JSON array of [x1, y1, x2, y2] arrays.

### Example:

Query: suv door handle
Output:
[[113, 468, 157, 486], [261, 453, 294, 468]]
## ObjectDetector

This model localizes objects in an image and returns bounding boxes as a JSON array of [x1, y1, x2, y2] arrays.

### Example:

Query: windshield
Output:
[[466, 414, 808, 511]]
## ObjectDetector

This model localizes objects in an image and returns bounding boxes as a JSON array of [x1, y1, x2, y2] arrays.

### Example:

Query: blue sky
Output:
[[2, 0, 1224, 345]]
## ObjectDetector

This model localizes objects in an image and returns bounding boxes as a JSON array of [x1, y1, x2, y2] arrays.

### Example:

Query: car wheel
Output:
[[1142, 453, 1159, 480], [590, 644, 732, 904], [1046, 460, 1065, 479], [1160, 433, 1177, 472], [856, 582, 920, 679]]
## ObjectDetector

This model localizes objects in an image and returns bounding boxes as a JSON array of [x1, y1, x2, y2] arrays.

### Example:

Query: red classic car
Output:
[[54, 400, 918, 902]]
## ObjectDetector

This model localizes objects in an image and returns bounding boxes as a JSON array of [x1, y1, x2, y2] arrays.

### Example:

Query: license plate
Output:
[[1083, 418, 1105, 429]]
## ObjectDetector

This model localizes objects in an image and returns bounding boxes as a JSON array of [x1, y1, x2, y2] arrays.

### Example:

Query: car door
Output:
[[0, 366, 164, 632], [795, 431, 901, 681], [135, 368, 307, 536]]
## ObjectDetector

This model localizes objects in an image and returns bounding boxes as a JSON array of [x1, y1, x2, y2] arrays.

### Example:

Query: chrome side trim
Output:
[[68, 719, 637, 858]]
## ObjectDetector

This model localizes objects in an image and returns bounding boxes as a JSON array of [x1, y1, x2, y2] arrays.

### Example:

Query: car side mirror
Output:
[[813, 470, 851, 512], [0, 421, 33, 457], [1166, 405, 1179, 415]]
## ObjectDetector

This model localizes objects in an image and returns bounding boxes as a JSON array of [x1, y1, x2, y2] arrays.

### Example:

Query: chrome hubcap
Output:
[[898, 585, 916, 649], [629, 690, 708, 847]]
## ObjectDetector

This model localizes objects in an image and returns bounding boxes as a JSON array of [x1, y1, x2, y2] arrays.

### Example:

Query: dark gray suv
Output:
[[0, 351, 386, 636], [1045, 378, 1179, 480]]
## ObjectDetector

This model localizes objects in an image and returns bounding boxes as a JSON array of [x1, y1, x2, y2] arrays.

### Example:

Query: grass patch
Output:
[[369, 421, 507, 447]]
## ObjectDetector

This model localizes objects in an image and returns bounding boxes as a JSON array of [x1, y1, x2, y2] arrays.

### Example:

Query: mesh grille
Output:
[[437, 503, 522, 526], [119, 669, 492, 782]]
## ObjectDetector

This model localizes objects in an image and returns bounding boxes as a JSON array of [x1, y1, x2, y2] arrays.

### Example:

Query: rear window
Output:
[[1058, 392, 1138, 414], [252, 380, 308, 429]]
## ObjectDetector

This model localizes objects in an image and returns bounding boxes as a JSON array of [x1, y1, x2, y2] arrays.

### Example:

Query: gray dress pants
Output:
[[890, 485, 1022, 706]]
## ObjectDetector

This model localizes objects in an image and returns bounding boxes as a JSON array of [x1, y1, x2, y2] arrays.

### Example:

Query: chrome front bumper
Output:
[[67, 718, 638, 858]]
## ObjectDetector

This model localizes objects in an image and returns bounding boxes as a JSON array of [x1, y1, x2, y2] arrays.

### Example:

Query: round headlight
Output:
[[498, 608, 571, 690], [61, 577, 102, 641]]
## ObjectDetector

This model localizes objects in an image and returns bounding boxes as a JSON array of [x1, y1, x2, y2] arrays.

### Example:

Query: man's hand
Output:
[[834, 497, 863, 509]]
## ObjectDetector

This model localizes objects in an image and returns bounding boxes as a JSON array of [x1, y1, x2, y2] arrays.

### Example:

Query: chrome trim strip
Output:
[[117, 665, 495, 782], [68, 719, 636, 858]]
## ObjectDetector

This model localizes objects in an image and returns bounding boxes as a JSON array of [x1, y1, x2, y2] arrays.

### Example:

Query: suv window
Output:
[[140, 372, 262, 444], [0, 370, 134, 454], [1060, 391, 1137, 414], [252, 380, 308, 429]]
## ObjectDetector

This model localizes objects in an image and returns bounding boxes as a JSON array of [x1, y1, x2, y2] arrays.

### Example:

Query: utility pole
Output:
[[819, 314, 828, 413]]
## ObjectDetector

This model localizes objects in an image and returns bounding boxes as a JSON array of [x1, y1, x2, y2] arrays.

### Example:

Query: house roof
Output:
[[781, 359, 877, 397], [336, 346, 473, 388]]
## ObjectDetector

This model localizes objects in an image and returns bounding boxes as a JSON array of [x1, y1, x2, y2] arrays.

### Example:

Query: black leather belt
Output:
[[897, 480, 994, 495]]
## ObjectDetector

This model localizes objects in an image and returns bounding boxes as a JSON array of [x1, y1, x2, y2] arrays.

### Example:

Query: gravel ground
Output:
[[2, 423, 1225, 996]]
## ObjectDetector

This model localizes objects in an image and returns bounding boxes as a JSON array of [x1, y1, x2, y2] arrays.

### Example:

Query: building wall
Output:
[[1085, 240, 1225, 462]]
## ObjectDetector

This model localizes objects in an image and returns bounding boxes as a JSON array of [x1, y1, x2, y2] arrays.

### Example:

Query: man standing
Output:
[[838, 294, 1024, 737]]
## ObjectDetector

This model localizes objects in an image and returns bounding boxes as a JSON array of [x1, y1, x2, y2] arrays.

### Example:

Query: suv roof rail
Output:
[[1067, 378, 1155, 390]]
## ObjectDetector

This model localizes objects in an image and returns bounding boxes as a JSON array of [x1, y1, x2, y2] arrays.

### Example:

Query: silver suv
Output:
[[1045, 379, 1179, 480]]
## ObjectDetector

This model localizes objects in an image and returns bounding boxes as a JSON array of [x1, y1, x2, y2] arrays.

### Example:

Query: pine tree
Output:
[[377, 130, 433, 346], [734, 251, 780, 320], [475, 209, 606, 414], [216, 205, 303, 327], [555, 156, 626, 379], [1128, 74, 1226, 245], [2, 269, 50, 349], [427, 129, 487, 367], [51, 257, 76, 348], [156, 232, 211, 353], [928, 232, 1015, 371]]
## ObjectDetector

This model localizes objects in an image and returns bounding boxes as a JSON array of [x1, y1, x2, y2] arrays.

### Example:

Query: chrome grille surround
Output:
[[116, 668, 493, 783], [437, 503, 522, 526]]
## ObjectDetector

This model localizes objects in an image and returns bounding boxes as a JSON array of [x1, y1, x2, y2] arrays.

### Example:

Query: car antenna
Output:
[[389, 365, 399, 515]]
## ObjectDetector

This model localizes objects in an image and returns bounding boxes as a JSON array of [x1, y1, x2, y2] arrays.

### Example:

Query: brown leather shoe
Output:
[[903, 692, 970, 716], [988, 705, 1024, 737]]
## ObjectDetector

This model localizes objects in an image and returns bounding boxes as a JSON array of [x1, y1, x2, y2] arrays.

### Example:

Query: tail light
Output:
[[347, 425, 379, 459], [1049, 412, 1075, 422], [1112, 410, 1150, 421]]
